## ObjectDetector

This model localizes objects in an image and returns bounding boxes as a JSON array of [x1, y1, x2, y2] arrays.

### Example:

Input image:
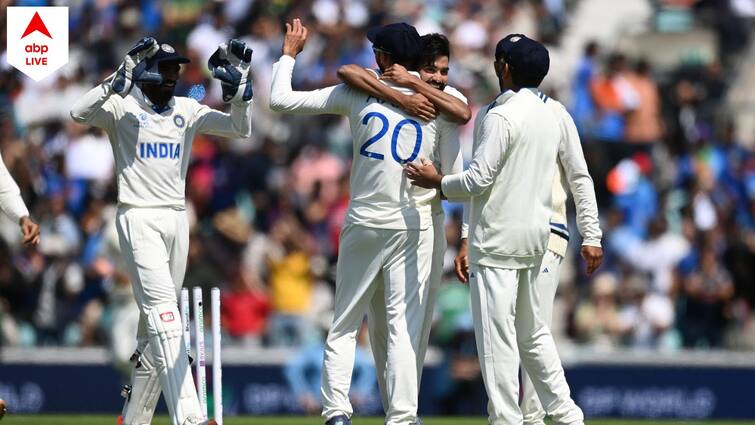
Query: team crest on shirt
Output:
[[133, 112, 150, 128], [173, 114, 185, 128]]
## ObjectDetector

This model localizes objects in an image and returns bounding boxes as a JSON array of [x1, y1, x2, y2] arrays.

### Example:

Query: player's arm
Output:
[[193, 102, 252, 138], [337, 65, 436, 121], [454, 207, 470, 283], [407, 113, 509, 197], [556, 107, 603, 274], [0, 152, 39, 246], [383, 65, 471, 124], [195, 39, 255, 138], [69, 77, 118, 130], [269, 19, 351, 115], [71, 37, 161, 130]]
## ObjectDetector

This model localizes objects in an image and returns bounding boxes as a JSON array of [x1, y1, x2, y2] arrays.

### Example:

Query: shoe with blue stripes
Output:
[[325, 415, 352, 425]]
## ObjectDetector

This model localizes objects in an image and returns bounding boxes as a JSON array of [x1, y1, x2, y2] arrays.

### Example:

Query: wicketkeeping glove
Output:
[[111, 37, 162, 97], [208, 39, 253, 103]]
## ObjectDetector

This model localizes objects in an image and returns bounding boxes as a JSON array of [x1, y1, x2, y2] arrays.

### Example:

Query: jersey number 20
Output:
[[360, 112, 423, 164]]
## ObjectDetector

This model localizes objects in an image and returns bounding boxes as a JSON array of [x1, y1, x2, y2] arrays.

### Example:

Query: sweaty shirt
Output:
[[270, 55, 462, 230], [71, 81, 252, 208]]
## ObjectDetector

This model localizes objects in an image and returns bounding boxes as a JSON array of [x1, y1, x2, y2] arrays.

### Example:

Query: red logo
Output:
[[21, 12, 52, 39], [160, 312, 175, 322]]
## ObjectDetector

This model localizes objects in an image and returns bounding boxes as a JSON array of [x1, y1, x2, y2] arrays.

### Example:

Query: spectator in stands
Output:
[[221, 262, 270, 347], [571, 41, 600, 139], [266, 215, 315, 346], [681, 246, 735, 348], [625, 59, 664, 148], [590, 52, 639, 146], [574, 273, 625, 349]]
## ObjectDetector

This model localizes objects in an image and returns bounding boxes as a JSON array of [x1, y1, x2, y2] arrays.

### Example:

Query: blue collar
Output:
[[151, 104, 171, 114], [133, 86, 175, 114]]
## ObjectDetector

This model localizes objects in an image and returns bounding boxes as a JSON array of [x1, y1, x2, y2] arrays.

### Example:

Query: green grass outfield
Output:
[[2, 416, 754, 425]]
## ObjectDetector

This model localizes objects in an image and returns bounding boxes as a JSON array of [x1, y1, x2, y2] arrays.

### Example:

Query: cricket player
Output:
[[336, 32, 470, 416], [406, 35, 585, 425], [0, 152, 40, 246], [454, 34, 603, 425], [270, 19, 456, 425], [71, 37, 253, 425]]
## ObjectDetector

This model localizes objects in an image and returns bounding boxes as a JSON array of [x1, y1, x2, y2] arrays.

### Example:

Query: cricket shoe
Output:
[[116, 416, 164, 425], [325, 414, 352, 425], [182, 416, 218, 425]]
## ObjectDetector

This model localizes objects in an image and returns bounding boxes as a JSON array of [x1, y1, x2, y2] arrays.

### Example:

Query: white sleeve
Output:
[[69, 77, 119, 133], [193, 100, 252, 138], [0, 152, 29, 223], [556, 107, 602, 247], [461, 203, 469, 239], [441, 113, 510, 199], [269, 55, 352, 115], [437, 118, 463, 175]]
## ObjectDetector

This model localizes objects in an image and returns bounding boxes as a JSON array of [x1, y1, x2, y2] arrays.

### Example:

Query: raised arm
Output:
[[196, 39, 255, 138], [337, 65, 436, 121], [383, 64, 471, 124], [193, 102, 252, 138], [269, 19, 350, 115], [69, 77, 118, 131], [71, 37, 162, 131]]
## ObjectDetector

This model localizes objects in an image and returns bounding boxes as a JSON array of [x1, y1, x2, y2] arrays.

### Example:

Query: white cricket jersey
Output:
[[70, 82, 252, 208], [443, 89, 560, 269], [0, 151, 30, 222], [459, 90, 603, 258], [270, 55, 461, 230]]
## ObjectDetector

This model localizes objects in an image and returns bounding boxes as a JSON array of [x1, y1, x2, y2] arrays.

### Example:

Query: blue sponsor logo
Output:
[[173, 114, 185, 128], [139, 142, 181, 159]]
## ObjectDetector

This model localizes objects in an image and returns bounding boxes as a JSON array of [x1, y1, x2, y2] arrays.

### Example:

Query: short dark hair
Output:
[[420, 33, 450, 67], [497, 56, 547, 88]]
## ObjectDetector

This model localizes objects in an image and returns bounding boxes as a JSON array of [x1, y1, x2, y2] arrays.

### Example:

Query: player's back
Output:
[[345, 85, 439, 231]]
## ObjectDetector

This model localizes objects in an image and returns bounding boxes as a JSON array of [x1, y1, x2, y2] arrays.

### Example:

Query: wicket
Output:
[[180, 286, 223, 425]]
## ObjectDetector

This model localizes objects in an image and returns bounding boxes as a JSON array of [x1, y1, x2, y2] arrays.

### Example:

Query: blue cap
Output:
[[367, 22, 422, 60], [494, 34, 549, 86], [145, 43, 190, 70]]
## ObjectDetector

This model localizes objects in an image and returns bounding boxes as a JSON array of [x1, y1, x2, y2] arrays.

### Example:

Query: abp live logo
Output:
[[6, 7, 68, 82]]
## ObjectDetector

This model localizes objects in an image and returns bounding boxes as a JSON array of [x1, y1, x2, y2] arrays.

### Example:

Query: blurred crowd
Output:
[[0, 0, 754, 400]]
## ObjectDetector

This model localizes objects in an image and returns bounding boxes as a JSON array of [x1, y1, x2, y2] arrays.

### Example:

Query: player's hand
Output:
[[19, 216, 40, 246], [581, 245, 603, 276], [455, 238, 469, 283], [209, 39, 254, 103], [112, 37, 161, 97], [382, 64, 415, 88], [400, 93, 436, 121], [283, 18, 308, 58], [404, 158, 442, 189]]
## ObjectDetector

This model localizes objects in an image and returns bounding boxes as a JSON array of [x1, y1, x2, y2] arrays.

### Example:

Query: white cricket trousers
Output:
[[321, 223, 433, 425], [116, 206, 201, 425], [368, 212, 446, 417], [521, 250, 564, 425], [469, 261, 583, 425]]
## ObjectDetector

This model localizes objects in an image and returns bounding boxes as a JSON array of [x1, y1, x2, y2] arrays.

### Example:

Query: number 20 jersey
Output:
[[270, 55, 463, 231]]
